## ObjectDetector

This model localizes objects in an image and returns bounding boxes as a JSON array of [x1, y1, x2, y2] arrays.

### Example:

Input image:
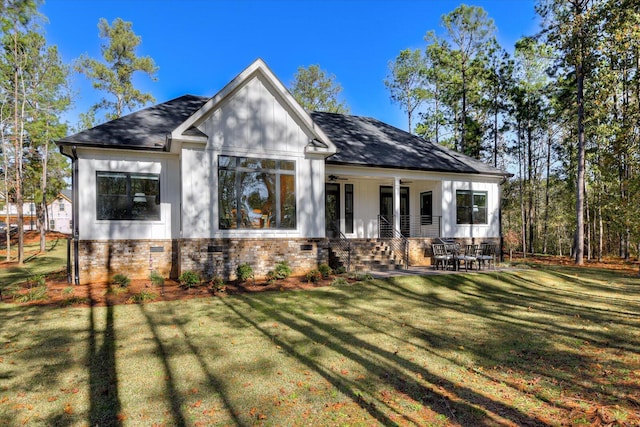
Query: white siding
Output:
[[325, 165, 502, 239], [76, 150, 180, 240], [47, 197, 72, 234], [441, 179, 501, 238], [180, 74, 326, 239]]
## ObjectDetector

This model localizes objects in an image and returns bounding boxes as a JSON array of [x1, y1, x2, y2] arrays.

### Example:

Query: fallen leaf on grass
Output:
[[64, 403, 73, 414], [191, 400, 202, 408], [47, 397, 58, 402]]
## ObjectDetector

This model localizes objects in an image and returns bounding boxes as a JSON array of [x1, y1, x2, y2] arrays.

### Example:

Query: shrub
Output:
[[179, 270, 200, 288], [273, 261, 292, 280], [318, 263, 333, 278], [30, 274, 46, 287], [334, 266, 347, 275], [14, 285, 48, 303], [236, 263, 254, 282], [128, 290, 158, 304], [349, 271, 373, 281], [112, 274, 131, 288], [265, 270, 277, 285], [209, 276, 226, 292], [149, 270, 165, 286], [305, 269, 322, 283], [331, 277, 350, 286]]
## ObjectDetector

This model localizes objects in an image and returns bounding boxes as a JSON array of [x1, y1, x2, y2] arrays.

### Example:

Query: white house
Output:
[[0, 196, 37, 231], [46, 190, 73, 234], [57, 59, 508, 284]]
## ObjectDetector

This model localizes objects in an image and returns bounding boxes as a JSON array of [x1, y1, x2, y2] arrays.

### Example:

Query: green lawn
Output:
[[0, 237, 68, 288], [1, 267, 639, 426]]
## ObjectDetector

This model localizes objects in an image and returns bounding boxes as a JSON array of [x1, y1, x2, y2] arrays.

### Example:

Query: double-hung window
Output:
[[96, 171, 160, 220], [218, 156, 296, 229], [456, 190, 487, 224]]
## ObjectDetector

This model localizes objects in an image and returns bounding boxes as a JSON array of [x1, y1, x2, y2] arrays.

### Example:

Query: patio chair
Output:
[[478, 243, 496, 270], [432, 243, 453, 270], [459, 244, 480, 271], [443, 242, 461, 270]]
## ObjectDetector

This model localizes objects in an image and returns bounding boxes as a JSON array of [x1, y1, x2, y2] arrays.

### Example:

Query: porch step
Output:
[[328, 239, 404, 272]]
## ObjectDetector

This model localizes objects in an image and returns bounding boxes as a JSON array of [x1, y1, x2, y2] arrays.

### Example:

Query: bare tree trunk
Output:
[[39, 135, 49, 253], [518, 129, 527, 258], [13, 29, 25, 265], [558, 224, 562, 257], [572, 0, 587, 266], [1, 108, 11, 261], [597, 194, 603, 262], [542, 128, 552, 254], [585, 182, 590, 260]]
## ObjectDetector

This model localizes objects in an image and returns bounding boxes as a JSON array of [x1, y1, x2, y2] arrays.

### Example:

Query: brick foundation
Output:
[[179, 238, 329, 281], [77, 238, 329, 284], [78, 239, 177, 284]]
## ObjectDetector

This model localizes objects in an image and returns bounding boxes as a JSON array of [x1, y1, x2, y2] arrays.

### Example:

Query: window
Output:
[[59, 202, 65, 212], [456, 190, 487, 224], [96, 171, 160, 220], [345, 184, 354, 234], [49, 220, 55, 229], [420, 191, 432, 225], [218, 156, 296, 229]]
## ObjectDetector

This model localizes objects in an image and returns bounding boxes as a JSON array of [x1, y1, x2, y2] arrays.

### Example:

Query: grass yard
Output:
[[0, 234, 68, 289], [1, 266, 639, 426]]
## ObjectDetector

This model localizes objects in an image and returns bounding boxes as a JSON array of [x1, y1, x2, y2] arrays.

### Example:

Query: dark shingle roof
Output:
[[311, 111, 507, 176], [57, 95, 209, 150], [57, 94, 508, 177]]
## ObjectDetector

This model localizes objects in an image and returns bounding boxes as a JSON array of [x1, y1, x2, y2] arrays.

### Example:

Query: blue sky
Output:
[[40, 0, 540, 132]]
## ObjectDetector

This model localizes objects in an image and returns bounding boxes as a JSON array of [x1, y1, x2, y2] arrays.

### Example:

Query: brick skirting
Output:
[[77, 238, 329, 284]]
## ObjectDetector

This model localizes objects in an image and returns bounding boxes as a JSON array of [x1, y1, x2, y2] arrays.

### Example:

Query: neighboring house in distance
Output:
[[0, 195, 37, 231], [56, 59, 509, 284], [46, 190, 73, 234]]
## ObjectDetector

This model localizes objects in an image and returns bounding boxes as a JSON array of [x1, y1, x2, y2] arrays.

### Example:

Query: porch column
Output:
[[393, 176, 401, 232]]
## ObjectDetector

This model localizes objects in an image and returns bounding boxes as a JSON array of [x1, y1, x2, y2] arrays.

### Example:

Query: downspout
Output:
[[59, 145, 79, 285]]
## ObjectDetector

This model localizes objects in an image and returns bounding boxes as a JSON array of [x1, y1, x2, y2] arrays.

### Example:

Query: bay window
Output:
[[218, 155, 296, 229]]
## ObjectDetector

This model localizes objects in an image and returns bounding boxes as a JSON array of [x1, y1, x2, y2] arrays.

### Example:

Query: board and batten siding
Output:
[[76, 149, 180, 240], [180, 74, 326, 239], [441, 179, 501, 238]]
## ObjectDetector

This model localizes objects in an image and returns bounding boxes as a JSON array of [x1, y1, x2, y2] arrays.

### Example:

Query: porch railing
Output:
[[380, 215, 442, 238], [328, 221, 351, 271], [377, 215, 409, 269]]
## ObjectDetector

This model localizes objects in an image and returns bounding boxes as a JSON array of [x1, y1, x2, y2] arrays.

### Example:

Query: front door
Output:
[[325, 183, 340, 237], [380, 186, 409, 237]]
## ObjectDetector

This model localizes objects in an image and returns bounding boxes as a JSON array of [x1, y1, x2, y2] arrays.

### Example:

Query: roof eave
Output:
[[325, 160, 511, 177]]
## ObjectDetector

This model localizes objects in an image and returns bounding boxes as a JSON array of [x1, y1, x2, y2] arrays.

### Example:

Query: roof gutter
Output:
[[58, 144, 80, 285]]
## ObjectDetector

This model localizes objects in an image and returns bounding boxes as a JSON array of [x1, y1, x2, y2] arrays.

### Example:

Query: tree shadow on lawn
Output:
[[366, 272, 640, 417], [222, 292, 550, 426], [136, 302, 245, 427]]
